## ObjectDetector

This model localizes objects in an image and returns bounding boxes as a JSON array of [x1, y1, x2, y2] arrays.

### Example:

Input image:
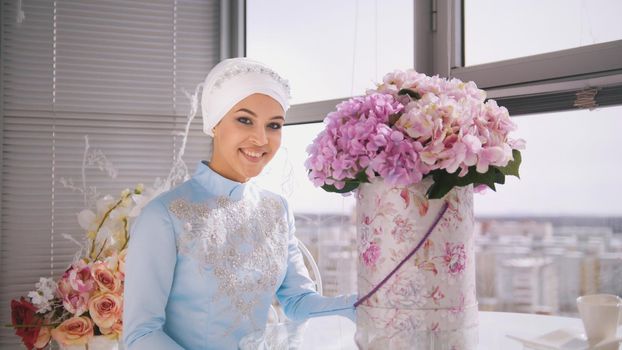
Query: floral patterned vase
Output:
[[355, 178, 478, 350]]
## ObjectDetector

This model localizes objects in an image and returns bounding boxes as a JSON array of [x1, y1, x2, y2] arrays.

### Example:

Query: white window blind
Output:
[[0, 0, 220, 347]]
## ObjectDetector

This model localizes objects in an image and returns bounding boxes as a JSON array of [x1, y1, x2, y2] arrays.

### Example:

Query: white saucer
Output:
[[507, 328, 622, 350]]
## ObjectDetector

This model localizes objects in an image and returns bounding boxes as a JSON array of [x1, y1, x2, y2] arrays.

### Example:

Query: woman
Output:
[[123, 57, 356, 350]]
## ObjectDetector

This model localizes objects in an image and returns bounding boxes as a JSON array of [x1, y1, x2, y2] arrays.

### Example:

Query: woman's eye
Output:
[[237, 117, 252, 125], [268, 123, 283, 130]]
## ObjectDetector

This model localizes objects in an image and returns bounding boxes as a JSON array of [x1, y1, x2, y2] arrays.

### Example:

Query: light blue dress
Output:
[[123, 161, 356, 350]]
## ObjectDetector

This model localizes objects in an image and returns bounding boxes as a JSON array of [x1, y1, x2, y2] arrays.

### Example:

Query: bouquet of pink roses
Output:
[[8, 185, 144, 350], [305, 69, 525, 198]]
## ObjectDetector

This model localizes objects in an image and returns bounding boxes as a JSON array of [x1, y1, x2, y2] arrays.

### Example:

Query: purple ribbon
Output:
[[354, 201, 449, 308]]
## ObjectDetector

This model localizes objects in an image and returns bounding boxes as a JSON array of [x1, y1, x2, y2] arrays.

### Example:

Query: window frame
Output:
[[221, 0, 245, 59], [445, 0, 622, 115], [280, 0, 622, 125]]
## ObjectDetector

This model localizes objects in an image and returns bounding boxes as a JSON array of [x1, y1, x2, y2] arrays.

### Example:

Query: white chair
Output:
[[297, 239, 323, 295], [269, 239, 323, 323]]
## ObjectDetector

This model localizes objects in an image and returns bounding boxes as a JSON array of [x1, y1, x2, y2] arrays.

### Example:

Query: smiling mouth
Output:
[[239, 148, 266, 162]]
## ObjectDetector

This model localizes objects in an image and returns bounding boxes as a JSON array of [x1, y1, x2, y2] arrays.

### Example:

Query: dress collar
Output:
[[192, 161, 248, 199]]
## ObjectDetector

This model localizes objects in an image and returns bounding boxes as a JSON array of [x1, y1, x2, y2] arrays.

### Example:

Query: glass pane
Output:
[[475, 106, 622, 217], [475, 106, 622, 315], [465, 0, 622, 66], [247, 0, 413, 104], [254, 123, 356, 215], [258, 106, 622, 313]]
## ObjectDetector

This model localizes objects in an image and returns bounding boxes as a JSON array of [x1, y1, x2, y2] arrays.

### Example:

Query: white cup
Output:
[[576, 294, 622, 346]]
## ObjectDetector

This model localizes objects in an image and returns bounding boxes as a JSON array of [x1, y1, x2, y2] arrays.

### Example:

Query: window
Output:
[[464, 0, 622, 66], [475, 106, 622, 314], [247, 0, 414, 105], [450, 1, 622, 116], [474, 106, 622, 217], [248, 0, 622, 315]]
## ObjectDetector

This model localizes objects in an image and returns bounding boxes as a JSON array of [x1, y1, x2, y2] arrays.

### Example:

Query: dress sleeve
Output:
[[122, 199, 184, 350], [275, 197, 357, 322]]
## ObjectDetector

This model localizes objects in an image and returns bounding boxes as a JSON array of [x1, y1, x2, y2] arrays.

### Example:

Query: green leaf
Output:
[[499, 149, 522, 178], [320, 170, 370, 194], [321, 181, 360, 194], [397, 88, 421, 100], [479, 182, 496, 191], [426, 182, 452, 199], [425, 165, 509, 199], [355, 169, 369, 183], [426, 170, 460, 199], [493, 167, 505, 185], [454, 167, 497, 188]]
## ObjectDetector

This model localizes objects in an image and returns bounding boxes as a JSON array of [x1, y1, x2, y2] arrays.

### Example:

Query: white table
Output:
[[301, 311, 621, 349]]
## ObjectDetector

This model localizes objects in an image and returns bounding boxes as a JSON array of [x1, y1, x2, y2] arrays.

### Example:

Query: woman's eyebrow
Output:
[[235, 108, 257, 116], [235, 108, 284, 121]]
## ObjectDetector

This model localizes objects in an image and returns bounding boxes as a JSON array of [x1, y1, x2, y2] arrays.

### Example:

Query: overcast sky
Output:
[[247, 0, 622, 217]]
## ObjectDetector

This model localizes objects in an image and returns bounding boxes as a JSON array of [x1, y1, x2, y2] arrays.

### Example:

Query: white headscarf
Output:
[[201, 57, 291, 136]]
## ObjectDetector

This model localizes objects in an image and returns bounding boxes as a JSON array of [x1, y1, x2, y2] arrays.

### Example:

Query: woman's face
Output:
[[210, 93, 285, 183]]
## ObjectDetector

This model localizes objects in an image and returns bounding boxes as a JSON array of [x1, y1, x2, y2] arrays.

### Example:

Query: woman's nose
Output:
[[249, 126, 268, 146]]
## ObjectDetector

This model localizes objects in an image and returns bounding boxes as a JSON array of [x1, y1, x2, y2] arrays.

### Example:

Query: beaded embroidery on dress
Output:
[[168, 195, 289, 333]]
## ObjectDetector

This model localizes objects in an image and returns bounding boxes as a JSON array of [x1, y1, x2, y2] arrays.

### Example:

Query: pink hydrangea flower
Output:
[[306, 93, 411, 189], [306, 68, 525, 192]]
